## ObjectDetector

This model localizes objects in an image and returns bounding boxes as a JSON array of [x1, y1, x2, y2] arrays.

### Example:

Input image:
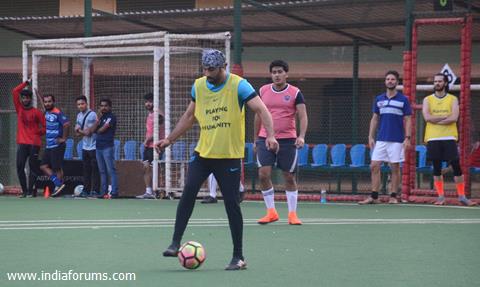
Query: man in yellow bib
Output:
[[156, 49, 278, 270], [422, 73, 476, 206]]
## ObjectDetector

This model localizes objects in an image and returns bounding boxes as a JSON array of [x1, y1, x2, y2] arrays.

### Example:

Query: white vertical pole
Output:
[[153, 47, 161, 193], [82, 58, 92, 105], [164, 35, 172, 196], [225, 36, 231, 73], [22, 43, 28, 82], [32, 54, 40, 108]]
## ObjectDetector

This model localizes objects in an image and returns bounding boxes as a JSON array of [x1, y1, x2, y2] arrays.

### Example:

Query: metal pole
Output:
[[401, 0, 415, 200], [351, 38, 359, 193], [153, 47, 161, 194], [352, 38, 359, 144], [84, 0, 92, 37], [404, 0, 415, 51], [164, 36, 172, 196], [232, 0, 243, 76]]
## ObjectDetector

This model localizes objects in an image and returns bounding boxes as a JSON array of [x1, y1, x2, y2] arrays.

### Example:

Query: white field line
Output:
[[1, 218, 480, 230]]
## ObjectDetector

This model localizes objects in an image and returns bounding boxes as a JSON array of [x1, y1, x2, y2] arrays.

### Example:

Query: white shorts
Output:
[[371, 141, 404, 163]]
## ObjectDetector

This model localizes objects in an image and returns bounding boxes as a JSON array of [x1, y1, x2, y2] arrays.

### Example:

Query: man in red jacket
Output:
[[12, 80, 45, 197]]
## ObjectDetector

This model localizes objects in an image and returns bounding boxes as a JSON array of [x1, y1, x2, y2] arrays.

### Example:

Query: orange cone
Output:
[[44, 186, 50, 198]]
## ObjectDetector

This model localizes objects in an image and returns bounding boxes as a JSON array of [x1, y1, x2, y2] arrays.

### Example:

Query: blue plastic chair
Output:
[[124, 140, 137, 160], [349, 144, 368, 169], [311, 144, 328, 168], [416, 145, 429, 171], [297, 144, 310, 167], [330, 144, 346, 167], [139, 143, 145, 161], [172, 141, 186, 161], [189, 142, 197, 162], [114, 139, 121, 160], [64, 138, 74, 160], [76, 141, 83, 160], [328, 144, 347, 192], [244, 143, 255, 167]]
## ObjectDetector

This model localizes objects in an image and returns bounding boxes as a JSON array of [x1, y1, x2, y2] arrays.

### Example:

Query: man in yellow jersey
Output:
[[156, 49, 278, 270], [422, 73, 476, 206]]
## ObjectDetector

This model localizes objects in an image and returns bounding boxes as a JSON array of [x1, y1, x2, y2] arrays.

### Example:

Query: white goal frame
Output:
[[23, 31, 231, 196]]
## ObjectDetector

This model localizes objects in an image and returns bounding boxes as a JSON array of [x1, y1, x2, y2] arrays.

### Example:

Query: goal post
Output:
[[402, 15, 476, 201], [23, 31, 231, 197]]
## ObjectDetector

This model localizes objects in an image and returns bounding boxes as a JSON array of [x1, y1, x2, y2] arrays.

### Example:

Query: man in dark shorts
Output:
[[255, 60, 308, 225], [136, 93, 165, 199], [422, 73, 476, 206], [39, 94, 70, 197]]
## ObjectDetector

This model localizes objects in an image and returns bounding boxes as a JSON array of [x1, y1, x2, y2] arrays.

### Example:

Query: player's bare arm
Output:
[[253, 113, 262, 152], [403, 115, 412, 149], [368, 113, 379, 150], [422, 97, 446, 123], [57, 123, 70, 144], [437, 97, 459, 125], [247, 96, 278, 153], [295, 103, 308, 148]]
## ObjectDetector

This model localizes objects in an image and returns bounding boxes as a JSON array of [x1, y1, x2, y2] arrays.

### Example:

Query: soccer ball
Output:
[[0, 183, 4, 194], [177, 241, 206, 270], [73, 185, 84, 196]]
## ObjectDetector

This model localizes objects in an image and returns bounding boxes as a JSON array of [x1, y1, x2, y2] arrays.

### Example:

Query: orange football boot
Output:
[[257, 208, 279, 224], [288, 212, 302, 225]]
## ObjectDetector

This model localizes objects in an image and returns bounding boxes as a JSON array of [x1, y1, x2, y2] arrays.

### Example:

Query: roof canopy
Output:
[[0, 0, 479, 48]]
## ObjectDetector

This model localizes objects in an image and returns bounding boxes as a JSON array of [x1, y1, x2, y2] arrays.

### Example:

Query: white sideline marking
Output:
[[0, 218, 479, 230]]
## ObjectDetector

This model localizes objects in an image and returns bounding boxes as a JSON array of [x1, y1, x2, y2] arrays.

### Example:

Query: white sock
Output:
[[261, 187, 275, 209], [208, 174, 217, 198], [286, 190, 298, 212], [146, 187, 153, 195]]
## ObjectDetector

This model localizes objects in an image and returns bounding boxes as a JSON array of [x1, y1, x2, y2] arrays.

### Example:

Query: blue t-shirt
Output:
[[191, 73, 256, 110], [373, 92, 412, 143], [45, 108, 69, 149], [75, 110, 97, 151], [96, 112, 117, 150]]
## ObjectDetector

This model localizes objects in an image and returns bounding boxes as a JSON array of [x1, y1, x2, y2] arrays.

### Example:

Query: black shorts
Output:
[[256, 138, 298, 173], [143, 147, 163, 164], [41, 143, 66, 171], [426, 140, 459, 162]]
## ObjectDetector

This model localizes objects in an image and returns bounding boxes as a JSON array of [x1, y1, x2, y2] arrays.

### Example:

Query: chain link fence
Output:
[[0, 73, 22, 187]]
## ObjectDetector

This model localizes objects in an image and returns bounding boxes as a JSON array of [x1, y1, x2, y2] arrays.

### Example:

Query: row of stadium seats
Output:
[[64, 138, 480, 175], [244, 143, 371, 170], [63, 138, 197, 161]]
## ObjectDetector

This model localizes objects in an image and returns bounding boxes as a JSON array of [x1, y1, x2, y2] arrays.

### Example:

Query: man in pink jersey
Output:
[[255, 60, 308, 225], [136, 93, 165, 199]]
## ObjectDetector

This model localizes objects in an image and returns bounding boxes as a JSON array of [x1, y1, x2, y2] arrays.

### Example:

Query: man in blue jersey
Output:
[[359, 70, 412, 204], [39, 94, 70, 197]]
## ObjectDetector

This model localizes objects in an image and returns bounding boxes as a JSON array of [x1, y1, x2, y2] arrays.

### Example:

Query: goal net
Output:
[[23, 31, 230, 197]]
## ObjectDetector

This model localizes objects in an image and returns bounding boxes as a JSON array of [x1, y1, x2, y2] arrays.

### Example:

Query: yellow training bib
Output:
[[424, 93, 458, 142], [194, 74, 245, 158]]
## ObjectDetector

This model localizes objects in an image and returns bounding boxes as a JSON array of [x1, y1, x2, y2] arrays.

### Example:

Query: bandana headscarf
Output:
[[202, 49, 226, 68]]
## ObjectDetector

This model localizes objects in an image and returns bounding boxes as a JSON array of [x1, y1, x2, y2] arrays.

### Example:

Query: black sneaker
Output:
[[225, 257, 247, 271], [162, 243, 180, 257], [201, 196, 218, 204]]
